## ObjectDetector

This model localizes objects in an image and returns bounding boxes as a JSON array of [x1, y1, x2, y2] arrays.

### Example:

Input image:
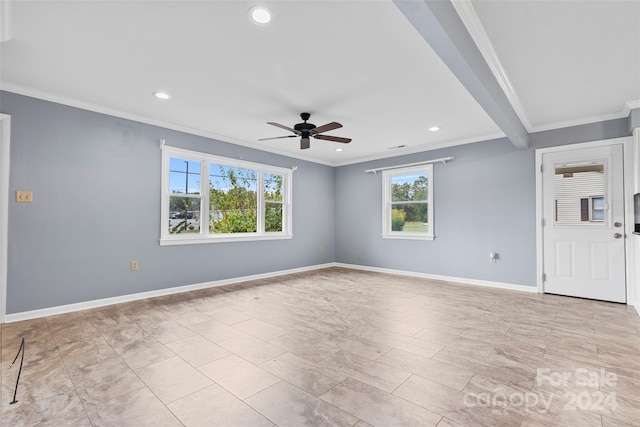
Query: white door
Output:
[[542, 144, 626, 303]]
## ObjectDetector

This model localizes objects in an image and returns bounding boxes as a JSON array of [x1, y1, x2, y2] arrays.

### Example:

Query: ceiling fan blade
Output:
[[300, 137, 311, 150], [258, 135, 298, 141], [314, 134, 352, 144], [267, 122, 298, 133], [312, 122, 342, 134]]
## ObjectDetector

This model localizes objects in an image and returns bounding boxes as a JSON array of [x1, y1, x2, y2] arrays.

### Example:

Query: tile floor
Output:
[[2, 267, 640, 426]]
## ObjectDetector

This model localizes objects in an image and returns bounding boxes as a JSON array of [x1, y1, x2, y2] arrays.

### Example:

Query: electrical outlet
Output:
[[130, 261, 139, 271], [15, 191, 33, 203]]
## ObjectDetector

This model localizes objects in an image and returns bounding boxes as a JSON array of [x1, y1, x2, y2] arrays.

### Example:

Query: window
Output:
[[382, 164, 434, 240], [590, 196, 605, 222], [161, 146, 292, 245]]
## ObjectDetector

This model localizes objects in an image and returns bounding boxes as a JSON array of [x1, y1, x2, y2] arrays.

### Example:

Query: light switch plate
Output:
[[16, 191, 33, 203]]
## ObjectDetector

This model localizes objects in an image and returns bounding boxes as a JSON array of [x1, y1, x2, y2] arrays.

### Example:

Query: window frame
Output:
[[381, 164, 434, 240], [160, 145, 292, 245]]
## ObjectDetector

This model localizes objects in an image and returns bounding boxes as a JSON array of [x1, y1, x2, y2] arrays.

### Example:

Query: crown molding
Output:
[[332, 131, 506, 167], [529, 108, 631, 134], [451, 0, 532, 132], [0, 82, 337, 167], [0, 82, 506, 168]]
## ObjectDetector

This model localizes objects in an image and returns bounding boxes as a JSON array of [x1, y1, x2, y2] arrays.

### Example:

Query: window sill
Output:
[[160, 234, 293, 246], [381, 234, 435, 241]]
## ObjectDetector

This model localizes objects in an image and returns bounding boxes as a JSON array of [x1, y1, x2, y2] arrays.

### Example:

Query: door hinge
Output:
[[541, 218, 545, 227], [540, 164, 543, 173], [542, 273, 546, 282]]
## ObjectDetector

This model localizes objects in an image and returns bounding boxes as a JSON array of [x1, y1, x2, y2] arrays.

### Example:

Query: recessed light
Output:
[[153, 91, 171, 100], [429, 126, 441, 132], [335, 148, 344, 152], [249, 6, 272, 24]]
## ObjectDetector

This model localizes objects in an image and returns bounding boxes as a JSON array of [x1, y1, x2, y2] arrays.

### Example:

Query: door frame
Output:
[[0, 114, 10, 323], [535, 136, 636, 305]]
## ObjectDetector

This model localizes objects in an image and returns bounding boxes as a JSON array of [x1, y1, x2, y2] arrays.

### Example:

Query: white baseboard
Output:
[[4, 263, 336, 323], [335, 263, 539, 294], [3, 262, 544, 323]]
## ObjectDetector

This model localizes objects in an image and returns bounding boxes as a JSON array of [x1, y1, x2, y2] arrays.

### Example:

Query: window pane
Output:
[[265, 173, 283, 202], [209, 164, 257, 233], [390, 203, 429, 233], [391, 173, 428, 202], [169, 158, 201, 195], [553, 163, 604, 226], [265, 203, 283, 232], [168, 197, 201, 234], [592, 197, 605, 221]]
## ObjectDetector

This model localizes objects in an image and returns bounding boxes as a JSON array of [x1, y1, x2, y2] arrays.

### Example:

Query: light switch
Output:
[[16, 191, 33, 203]]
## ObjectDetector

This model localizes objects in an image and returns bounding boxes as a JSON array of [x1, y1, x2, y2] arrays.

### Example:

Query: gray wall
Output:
[[335, 138, 537, 286], [1, 92, 336, 313], [335, 117, 631, 287], [1, 90, 632, 313]]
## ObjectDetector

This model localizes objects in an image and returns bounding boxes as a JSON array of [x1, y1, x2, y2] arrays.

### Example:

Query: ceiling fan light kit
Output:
[[259, 113, 352, 150]]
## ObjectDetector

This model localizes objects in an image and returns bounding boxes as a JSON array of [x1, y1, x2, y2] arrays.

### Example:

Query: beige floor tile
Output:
[[86, 387, 182, 427], [188, 318, 244, 343], [602, 415, 639, 427], [269, 331, 341, 363], [68, 356, 146, 406], [260, 352, 347, 396], [319, 332, 392, 360], [233, 318, 287, 341], [394, 372, 523, 427], [367, 330, 444, 358], [46, 313, 101, 345], [415, 330, 496, 356], [3, 268, 640, 426], [320, 377, 442, 427], [57, 336, 121, 371], [218, 333, 287, 364], [246, 381, 358, 427], [198, 354, 280, 399], [319, 350, 411, 393], [198, 306, 254, 325], [135, 318, 197, 344], [167, 384, 273, 427], [104, 330, 176, 370], [136, 356, 212, 403], [2, 357, 87, 426], [434, 346, 536, 390], [165, 334, 230, 367], [436, 418, 465, 427], [377, 348, 474, 391], [3, 400, 91, 427], [468, 371, 604, 427]]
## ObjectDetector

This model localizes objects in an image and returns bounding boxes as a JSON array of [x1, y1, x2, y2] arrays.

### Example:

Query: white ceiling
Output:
[[1, 1, 638, 166]]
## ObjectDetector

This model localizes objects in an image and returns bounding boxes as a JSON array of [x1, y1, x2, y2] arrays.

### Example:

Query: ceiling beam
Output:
[[394, 0, 529, 149]]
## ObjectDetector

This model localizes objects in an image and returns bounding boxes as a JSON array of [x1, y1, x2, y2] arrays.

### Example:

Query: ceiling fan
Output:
[[259, 112, 351, 150]]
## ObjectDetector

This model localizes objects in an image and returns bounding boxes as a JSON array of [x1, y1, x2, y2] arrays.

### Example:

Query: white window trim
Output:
[[160, 145, 292, 245], [381, 164, 434, 240]]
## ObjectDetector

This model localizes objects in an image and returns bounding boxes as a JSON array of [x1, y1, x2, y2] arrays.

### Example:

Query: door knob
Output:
[[614, 222, 622, 228], [614, 233, 623, 239]]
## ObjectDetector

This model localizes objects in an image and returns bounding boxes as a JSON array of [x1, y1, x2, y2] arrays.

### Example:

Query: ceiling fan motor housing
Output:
[[294, 112, 315, 133], [294, 123, 316, 132], [260, 112, 350, 149]]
